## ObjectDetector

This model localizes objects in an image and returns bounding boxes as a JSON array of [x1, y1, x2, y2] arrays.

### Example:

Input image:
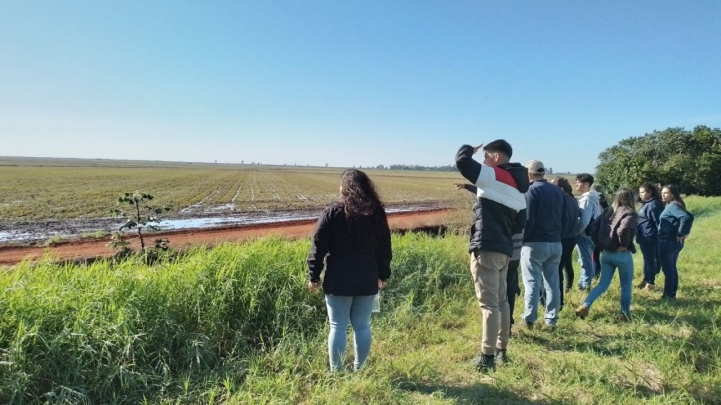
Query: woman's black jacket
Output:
[[307, 204, 392, 296]]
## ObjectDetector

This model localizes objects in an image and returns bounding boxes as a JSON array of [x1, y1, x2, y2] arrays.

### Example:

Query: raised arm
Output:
[[455, 144, 483, 185]]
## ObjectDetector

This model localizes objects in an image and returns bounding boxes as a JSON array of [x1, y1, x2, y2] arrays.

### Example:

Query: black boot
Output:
[[475, 354, 496, 372], [494, 349, 509, 364]]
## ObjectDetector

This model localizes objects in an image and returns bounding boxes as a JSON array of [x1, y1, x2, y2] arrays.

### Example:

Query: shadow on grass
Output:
[[515, 328, 627, 358], [395, 375, 552, 405]]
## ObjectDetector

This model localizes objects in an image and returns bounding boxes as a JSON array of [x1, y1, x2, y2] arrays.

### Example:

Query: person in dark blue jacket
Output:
[[657, 184, 694, 300], [636, 183, 663, 291], [553, 177, 579, 301], [307, 169, 392, 373]]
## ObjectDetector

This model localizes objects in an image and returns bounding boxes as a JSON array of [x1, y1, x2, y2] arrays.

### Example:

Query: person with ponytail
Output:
[[657, 184, 694, 300], [307, 169, 392, 373], [575, 188, 638, 321]]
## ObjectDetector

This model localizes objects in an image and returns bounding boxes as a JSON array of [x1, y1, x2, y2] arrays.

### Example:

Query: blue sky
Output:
[[1, 1, 720, 172]]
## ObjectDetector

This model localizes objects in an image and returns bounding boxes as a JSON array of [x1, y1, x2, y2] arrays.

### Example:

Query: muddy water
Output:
[[0, 203, 444, 244]]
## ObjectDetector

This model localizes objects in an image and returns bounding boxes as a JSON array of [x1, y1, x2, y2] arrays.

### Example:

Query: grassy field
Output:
[[1, 197, 719, 404], [0, 157, 467, 223]]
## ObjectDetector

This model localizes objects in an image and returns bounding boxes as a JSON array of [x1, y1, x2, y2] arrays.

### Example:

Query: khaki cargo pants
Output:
[[470, 249, 511, 355]]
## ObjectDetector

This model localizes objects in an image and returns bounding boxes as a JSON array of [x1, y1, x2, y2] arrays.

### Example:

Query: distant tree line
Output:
[[596, 126, 721, 196], [379, 164, 459, 172]]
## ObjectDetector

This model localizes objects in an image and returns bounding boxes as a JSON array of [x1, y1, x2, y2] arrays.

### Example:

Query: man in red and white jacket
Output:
[[455, 140, 529, 372]]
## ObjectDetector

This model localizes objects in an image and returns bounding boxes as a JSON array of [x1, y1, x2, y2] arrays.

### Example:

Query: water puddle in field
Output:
[[0, 204, 442, 243]]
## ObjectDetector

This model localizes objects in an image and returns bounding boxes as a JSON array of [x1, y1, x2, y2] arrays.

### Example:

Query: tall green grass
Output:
[[1, 198, 720, 404]]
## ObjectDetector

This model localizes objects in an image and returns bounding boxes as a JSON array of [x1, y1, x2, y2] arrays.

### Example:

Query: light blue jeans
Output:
[[324, 294, 376, 372], [583, 251, 634, 315], [576, 235, 596, 289], [521, 242, 562, 326]]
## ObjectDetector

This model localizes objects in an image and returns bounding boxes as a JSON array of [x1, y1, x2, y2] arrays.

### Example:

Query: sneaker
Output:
[[540, 323, 558, 331], [475, 354, 496, 372], [575, 305, 589, 319], [636, 280, 647, 289], [642, 284, 655, 291], [520, 320, 534, 330], [494, 349, 509, 364]]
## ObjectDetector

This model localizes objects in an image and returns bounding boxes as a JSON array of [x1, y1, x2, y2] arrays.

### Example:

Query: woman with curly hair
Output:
[[307, 169, 392, 373]]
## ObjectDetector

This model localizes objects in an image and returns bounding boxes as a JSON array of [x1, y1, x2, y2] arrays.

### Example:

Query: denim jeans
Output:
[[576, 235, 596, 289], [638, 238, 661, 285], [658, 239, 684, 299], [521, 242, 562, 326], [583, 251, 634, 315], [325, 294, 376, 372]]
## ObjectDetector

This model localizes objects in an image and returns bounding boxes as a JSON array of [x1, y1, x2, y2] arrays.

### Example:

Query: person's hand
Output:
[[472, 144, 484, 155], [453, 183, 464, 190], [308, 281, 320, 292], [378, 279, 386, 290], [617, 246, 628, 252], [677, 236, 686, 243]]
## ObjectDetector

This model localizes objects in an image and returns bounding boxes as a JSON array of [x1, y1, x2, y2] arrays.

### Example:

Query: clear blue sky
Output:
[[2, 1, 720, 172]]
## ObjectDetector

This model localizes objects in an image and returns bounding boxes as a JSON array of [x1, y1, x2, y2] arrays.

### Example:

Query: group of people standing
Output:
[[302, 140, 694, 374], [453, 140, 694, 372]]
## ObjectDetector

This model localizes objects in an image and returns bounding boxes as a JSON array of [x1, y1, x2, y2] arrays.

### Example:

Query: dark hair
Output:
[[613, 187, 636, 211], [640, 182, 660, 201], [340, 169, 385, 249], [554, 177, 573, 196], [662, 184, 686, 210], [575, 173, 594, 186], [484, 139, 513, 159]]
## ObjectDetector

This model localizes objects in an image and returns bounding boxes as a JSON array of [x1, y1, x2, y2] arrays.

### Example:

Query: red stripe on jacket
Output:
[[493, 167, 518, 188]]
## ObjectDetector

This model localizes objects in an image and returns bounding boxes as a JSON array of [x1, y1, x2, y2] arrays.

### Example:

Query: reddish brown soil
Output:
[[0, 209, 450, 265]]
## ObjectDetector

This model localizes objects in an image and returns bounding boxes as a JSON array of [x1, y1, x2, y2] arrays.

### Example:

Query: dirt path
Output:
[[0, 209, 451, 265]]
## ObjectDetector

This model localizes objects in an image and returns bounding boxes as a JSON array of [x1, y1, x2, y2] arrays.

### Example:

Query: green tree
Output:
[[109, 192, 171, 253], [596, 126, 721, 195]]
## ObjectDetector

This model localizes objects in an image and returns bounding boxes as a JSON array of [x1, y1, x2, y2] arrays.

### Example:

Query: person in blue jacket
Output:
[[636, 183, 663, 291], [657, 184, 694, 300]]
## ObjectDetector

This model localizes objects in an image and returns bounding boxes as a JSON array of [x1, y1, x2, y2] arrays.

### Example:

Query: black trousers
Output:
[[558, 237, 577, 307], [507, 259, 520, 325]]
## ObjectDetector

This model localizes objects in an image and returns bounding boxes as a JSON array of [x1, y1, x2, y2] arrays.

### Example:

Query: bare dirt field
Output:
[[0, 209, 451, 265]]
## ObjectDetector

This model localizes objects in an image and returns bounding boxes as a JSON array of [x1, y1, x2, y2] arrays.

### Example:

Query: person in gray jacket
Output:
[[574, 174, 603, 290]]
